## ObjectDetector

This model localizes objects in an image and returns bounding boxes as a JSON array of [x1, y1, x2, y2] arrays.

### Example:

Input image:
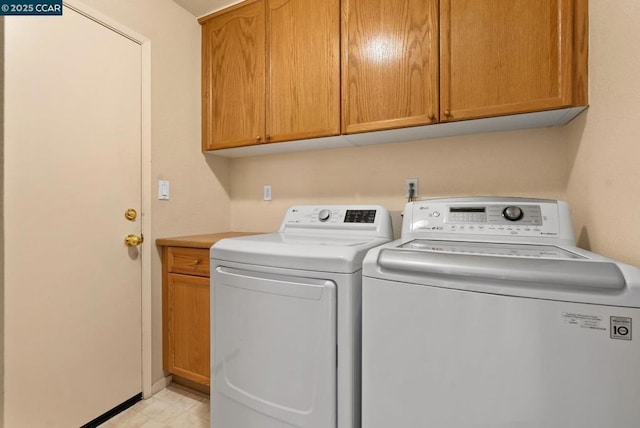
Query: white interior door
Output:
[[5, 5, 143, 427]]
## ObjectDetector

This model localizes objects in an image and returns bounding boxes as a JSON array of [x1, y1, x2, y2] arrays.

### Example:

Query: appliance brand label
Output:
[[561, 312, 606, 331], [610, 316, 632, 340]]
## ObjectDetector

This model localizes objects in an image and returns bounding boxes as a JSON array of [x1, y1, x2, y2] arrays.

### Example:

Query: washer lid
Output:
[[211, 233, 391, 273], [401, 239, 585, 260], [363, 239, 640, 307], [378, 244, 625, 292]]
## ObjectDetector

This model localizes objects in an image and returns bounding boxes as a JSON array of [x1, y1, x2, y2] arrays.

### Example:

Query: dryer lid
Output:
[[211, 233, 391, 273]]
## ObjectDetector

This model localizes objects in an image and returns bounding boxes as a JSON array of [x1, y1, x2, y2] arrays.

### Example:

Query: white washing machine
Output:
[[210, 205, 393, 428], [362, 197, 640, 428]]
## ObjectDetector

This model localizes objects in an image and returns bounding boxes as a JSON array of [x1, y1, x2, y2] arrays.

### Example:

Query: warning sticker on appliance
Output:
[[561, 313, 606, 331], [610, 316, 632, 340]]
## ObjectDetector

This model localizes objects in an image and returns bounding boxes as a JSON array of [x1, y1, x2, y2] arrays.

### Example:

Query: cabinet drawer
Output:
[[167, 247, 210, 277]]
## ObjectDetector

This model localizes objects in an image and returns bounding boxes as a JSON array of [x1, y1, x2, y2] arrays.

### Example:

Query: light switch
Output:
[[158, 180, 170, 200]]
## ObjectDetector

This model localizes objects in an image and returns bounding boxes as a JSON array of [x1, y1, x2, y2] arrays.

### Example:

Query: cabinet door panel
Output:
[[202, 0, 265, 150], [166, 273, 210, 385], [267, 0, 340, 142], [342, 0, 439, 134], [441, 0, 578, 122]]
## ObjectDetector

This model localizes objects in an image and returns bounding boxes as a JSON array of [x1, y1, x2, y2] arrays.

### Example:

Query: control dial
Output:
[[318, 209, 332, 222], [503, 206, 524, 221]]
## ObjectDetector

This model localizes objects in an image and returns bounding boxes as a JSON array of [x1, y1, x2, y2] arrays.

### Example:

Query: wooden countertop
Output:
[[155, 232, 262, 249]]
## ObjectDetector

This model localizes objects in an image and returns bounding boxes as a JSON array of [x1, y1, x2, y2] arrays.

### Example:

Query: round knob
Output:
[[256, 136, 261, 142], [428, 113, 436, 121], [444, 110, 451, 117], [124, 234, 144, 247], [318, 209, 331, 222], [503, 206, 524, 221]]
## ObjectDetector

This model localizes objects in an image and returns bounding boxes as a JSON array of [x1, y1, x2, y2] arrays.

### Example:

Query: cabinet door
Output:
[[202, 0, 265, 150], [267, 0, 340, 142], [440, 0, 587, 122], [166, 273, 210, 385], [342, 0, 439, 134]]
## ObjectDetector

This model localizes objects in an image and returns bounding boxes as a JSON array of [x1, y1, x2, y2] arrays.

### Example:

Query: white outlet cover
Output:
[[263, 185, 272, 201], [405, 178, 419, 198]]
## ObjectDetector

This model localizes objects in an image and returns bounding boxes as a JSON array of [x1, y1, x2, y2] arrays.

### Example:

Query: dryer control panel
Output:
[[280, 205, 393, 238], [402, 197, 576, 245]]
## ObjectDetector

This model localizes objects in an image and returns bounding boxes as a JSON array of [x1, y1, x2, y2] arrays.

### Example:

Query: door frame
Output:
[[63, 0, 153, 399]]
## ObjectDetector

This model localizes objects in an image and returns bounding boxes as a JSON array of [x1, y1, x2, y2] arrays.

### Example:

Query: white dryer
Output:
[[210, 205, 393, 428], [362, 197, 640, 428]]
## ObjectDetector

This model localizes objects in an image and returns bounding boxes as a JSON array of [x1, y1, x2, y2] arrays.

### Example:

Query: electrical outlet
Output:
[[263, 185, 272, 201], [405, 178, 419, 198]]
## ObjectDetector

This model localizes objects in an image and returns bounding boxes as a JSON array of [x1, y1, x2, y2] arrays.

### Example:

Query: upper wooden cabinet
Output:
[[202, 0, 588, 152], [341, 0, 440, 134], [267, 0, 340, 142], [200, 0, 340, 150], [201, 0, 265, 150], [440, 0, 588, 122]]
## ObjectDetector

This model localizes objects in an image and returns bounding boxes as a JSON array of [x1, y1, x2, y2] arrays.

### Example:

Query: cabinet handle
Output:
[[428, 113, 436, 121], [444, 110, 451, 117], [256, 136, 261, 142], [193, 259, 200, 265], [266, 135, 271, 141]]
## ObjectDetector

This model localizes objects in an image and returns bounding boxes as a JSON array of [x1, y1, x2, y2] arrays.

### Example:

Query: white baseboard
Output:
[[148, 376, 172, 398]]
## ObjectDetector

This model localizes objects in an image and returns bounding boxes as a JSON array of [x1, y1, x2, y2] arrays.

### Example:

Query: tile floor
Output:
[[101, 384, 209, 428]]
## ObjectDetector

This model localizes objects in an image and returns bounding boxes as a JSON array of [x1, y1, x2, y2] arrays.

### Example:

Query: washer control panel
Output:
[[402, 198, 573, 241], [447, 204, 542, 226]]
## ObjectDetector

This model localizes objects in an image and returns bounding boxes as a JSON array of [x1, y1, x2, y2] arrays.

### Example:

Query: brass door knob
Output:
[[124, 234, 144, 247]]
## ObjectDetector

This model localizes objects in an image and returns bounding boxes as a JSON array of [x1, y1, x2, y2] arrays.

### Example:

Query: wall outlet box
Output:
[[405, 178, 419, 198], [263, 185, 272, 201]]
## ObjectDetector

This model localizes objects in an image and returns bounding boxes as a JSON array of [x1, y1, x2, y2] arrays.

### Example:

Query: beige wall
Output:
[[230, 128, 567, 236], [60, 0, 231, 384], [565, 1, 640, 267]]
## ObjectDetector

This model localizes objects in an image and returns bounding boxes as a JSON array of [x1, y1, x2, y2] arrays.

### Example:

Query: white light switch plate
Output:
[[158, 180, 170, 200]]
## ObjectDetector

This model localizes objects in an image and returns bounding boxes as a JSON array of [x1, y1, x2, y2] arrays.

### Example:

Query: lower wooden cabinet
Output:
[[158, 232, 260, 388], [162, 246, 211, 386]]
